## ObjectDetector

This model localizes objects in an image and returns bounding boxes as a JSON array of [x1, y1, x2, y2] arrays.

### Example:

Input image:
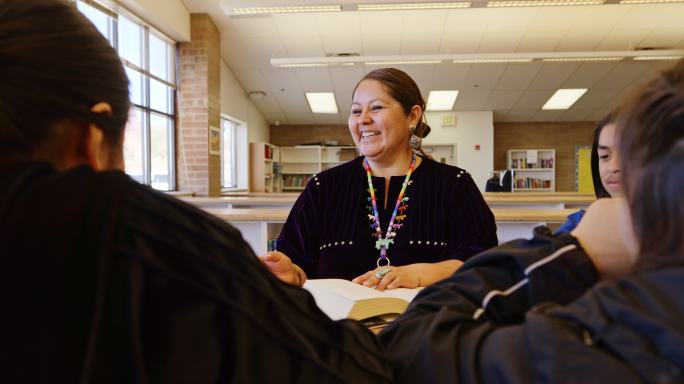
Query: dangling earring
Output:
[[409, 125, 421, 150]]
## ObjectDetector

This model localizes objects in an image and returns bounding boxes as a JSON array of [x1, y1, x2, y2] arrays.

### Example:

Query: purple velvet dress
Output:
[[277, 156, 498, 280]]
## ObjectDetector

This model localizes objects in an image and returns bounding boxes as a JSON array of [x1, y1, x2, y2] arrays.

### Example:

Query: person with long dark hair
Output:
[[264, 68, 498, 291], [379, 59, 684, 383], [556, 112, 624, 233], [0, 1, 393, 382]]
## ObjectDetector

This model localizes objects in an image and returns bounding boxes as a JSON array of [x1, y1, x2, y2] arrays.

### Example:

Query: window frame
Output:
[[76, 0, 177, 191], [221, 117, 239, 189]]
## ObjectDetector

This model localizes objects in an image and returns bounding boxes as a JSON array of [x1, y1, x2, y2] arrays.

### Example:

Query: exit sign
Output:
[[441, 115, 457, 127]]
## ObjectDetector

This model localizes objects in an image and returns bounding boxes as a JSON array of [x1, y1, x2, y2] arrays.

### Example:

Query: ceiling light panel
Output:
[[278, 63, 330, 68], [306, 92, 339, 114], [542, 89, 588, 110], [358, 2, 471, 10], [231, 5, 341, 15], [366, 60, 442, 65], [487, 0, 604, 7], [426, 91, 459, 111], [542, 57, 624, 62], [619, 0, 684, 3], [453, 58, 533, 64], [633, 55, 684, 61]]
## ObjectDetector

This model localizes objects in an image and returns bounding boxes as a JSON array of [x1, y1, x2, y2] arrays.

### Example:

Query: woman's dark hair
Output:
[[618, 58, 684, 268], [352, 68, 432, 158], [590, 113, 616, 199], [0, 0, 130, 163]]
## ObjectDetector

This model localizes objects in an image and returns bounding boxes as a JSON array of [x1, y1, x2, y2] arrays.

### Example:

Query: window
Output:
[[220, 116, 249, 191], [221, 118, 238, 189], [77, 0, 176, 191]]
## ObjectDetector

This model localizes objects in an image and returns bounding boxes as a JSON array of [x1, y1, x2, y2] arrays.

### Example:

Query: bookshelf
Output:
[[250, 142, 280, 193], [280, 146, 358, 191], [507, 149, 556, 192]]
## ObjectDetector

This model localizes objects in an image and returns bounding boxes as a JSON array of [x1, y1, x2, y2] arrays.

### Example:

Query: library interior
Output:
[[3, 0, 684, 381]]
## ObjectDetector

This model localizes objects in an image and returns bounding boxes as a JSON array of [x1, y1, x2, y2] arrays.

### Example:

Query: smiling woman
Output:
[[261, 68, 499, 291]]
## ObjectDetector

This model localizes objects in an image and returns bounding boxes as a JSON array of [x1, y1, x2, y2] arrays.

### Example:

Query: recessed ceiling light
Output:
[[231, 5, 341, 15], [358, 2, 471, 10], [542, 89, 588, 110], [305, 92, 339, 114], [453, 58, 533, 64], [542, 57, 624, 62], [366, 60, 442, 65], [487, 0, 604, 7], [633, 55, 684, 61], [426, 91, 459, 111]]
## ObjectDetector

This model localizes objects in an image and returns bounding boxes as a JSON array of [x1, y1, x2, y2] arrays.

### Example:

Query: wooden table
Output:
[[183, 192, 595, 210], [204, 207, 576, 255]]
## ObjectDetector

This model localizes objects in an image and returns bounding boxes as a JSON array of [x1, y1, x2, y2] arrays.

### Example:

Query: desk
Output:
[[184, 192, 595, 210], [484, 192, 595, 209], [181, 196, 297, 209], [205, 208, 576, 256]]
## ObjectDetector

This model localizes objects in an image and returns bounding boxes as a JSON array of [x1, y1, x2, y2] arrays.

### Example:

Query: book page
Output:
[[303, 279, 423, 320], [304, 279, 421, 302], [303, 282, 354, 320]]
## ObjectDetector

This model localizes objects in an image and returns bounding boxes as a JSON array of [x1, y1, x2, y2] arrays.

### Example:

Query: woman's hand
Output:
[[258, 251, 306, 287], [352, 260, 463, 291], [571, 197, 638, 280]]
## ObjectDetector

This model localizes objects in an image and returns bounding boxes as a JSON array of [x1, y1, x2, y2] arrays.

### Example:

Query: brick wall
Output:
[[494, 122, 596, 192], [177, 14, 221, 196]]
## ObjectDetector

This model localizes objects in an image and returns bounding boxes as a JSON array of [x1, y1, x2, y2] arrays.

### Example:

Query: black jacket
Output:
[[380, 228, 684, 383], [0, 162, 393, 383]]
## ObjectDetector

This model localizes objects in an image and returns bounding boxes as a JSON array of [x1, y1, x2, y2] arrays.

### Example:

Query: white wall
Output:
[[220, 61, 269, 143], [118, 0, 190, 41], [423, 111, 494, 192]]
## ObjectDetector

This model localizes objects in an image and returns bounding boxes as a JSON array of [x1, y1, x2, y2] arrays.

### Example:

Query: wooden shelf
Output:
[[508, 149, 555, 193], [250, 142, 280, 193]]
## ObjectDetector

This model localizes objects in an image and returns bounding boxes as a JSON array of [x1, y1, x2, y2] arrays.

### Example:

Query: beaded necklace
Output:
[[363, 153, 416, 269]]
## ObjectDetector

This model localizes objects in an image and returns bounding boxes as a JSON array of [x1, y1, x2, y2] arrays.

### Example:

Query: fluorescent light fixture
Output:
[[271, 49, 684, 68], [633, 55, 683, 61], [279, 63, 330, 68], [366, 60, 442, 65], [488, 0, 604, 7], [231, 5, 341, 15], [542, 89, 587, 110], [619, 0, 684, 3], [453, 58, 533, 64], [358, 2, 471, 10], [426, 91, 459, 111], [305, 92, 338, 114], [278, 63, 355, 68], [542, 57, 624, 62]]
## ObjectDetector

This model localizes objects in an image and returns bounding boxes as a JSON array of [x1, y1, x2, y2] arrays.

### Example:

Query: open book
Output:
[[303, 279, 422, 321]]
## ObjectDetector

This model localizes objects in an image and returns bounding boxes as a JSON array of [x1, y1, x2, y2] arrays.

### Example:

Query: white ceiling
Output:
[[180, 0, 684, 124]]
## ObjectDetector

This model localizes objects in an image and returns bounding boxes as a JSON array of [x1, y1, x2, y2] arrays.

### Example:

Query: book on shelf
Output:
[[511, 158, 554, 169], [515, 178, 552, 189], [282, 174, 311, 188], [303, 279, 422, 321], [266, 239, 278, 252]]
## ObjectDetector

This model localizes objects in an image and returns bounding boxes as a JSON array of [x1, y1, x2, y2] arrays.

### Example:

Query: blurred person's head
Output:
[[618, 58, 684, 268], [0, 0, 130, 170], [591, 113, 623, 198]]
